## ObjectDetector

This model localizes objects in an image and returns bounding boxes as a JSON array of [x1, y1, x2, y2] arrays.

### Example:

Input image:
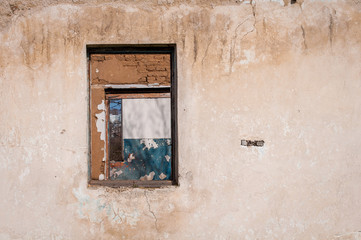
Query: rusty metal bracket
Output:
[[241, 140, 265, 147]]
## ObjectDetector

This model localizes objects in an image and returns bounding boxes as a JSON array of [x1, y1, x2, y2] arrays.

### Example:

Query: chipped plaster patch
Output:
[[255, 0, 285, 5], [140, 139, 158, 150], [98, 174, 105, 181], [114, 169, 123, 178], [334, 232, 361, 239], [127, 153, 135, 162], [72, 186, 92, 220], [19, 167, 30, 182], [159, 173, 167, 180], [72, 186, 140, 226], [165, 155, 170, 162], [95, 100, 106, 163], [96, 100, 106, 141], [110, 168, 116, 177], [239, 49, 257, 65], [140, 171, 155, 180]]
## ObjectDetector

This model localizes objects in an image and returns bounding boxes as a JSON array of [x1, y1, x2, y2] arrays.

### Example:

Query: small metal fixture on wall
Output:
[[241, 140, 265, 147]]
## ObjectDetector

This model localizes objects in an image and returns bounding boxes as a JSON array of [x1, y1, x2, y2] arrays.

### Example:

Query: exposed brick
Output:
[[139, 77, 147, 82], [91, 53, 170, 85], [157, 76, 166, 82], [123, 62, 138, 67], [147, 71, 168, 77], [143, 61, 159, 66], [156, 66, 166, 71], [137, 67, 148, 73], [125, 55, 135, 61], [115, 55, 125, 61], [146, 76, 156, 82], [146, 66, 156, 71], [135, 55, 144, 61], [91, 55, 105, 61]]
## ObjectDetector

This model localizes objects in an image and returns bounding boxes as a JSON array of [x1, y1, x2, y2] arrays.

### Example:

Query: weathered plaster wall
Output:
[[0, 0, 361, 239]]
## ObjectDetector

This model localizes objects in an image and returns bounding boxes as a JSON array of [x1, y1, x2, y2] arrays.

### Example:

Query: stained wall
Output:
[[0, 0, 361, 239]]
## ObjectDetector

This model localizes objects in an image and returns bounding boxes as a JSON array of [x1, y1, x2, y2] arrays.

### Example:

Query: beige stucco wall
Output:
[[1, 0, 361, 239]]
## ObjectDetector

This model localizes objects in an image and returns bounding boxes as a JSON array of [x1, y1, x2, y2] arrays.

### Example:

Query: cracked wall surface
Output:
[[0, 0, 361, 239]]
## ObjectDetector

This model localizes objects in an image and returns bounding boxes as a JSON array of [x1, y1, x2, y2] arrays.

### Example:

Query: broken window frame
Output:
[[87, 45, 178, 188]]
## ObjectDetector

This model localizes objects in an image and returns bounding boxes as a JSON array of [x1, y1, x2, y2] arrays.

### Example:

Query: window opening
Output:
[[88, 45, 178, 187]]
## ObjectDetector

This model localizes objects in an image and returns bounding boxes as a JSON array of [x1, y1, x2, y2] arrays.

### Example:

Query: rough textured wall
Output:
[[0, 0, 361, 239]]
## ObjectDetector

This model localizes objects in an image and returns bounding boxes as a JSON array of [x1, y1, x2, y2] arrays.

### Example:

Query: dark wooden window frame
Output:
[[87, 44, 178, 188]]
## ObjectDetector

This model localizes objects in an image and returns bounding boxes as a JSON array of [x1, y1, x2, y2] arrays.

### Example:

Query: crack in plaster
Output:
[[201, 36, 212, 66], [240, 25, 256, 42], [110, 202, 123, 224], [250, 0, 256, 17], [193, 34, 197, 67], [230, 17, 251, 73], [301, 25, 308, 50], [144, 191, 158, 231], [229, 2, 257, 73], [244, 0, 256, 41], [329, 9, 335, 49]]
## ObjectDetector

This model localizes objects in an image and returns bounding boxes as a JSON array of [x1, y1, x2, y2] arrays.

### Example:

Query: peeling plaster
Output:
[[140, 171, 155, 181], [239, 49, 257, 65], [98, 174, 105, 181], [95, 100, 107, 167], [72, 186, 141, 226], [95, 100, 106, 142], [140, 139, 159, 150], [159, 173, 167, 180], [127, 153, 135, 162]]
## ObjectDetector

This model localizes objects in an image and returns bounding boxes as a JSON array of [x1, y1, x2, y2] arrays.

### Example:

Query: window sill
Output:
[[88, 180, 177, 188]]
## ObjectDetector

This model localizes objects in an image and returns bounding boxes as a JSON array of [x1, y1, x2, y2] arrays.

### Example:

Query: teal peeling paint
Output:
[[110, 138, 171, 180]]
